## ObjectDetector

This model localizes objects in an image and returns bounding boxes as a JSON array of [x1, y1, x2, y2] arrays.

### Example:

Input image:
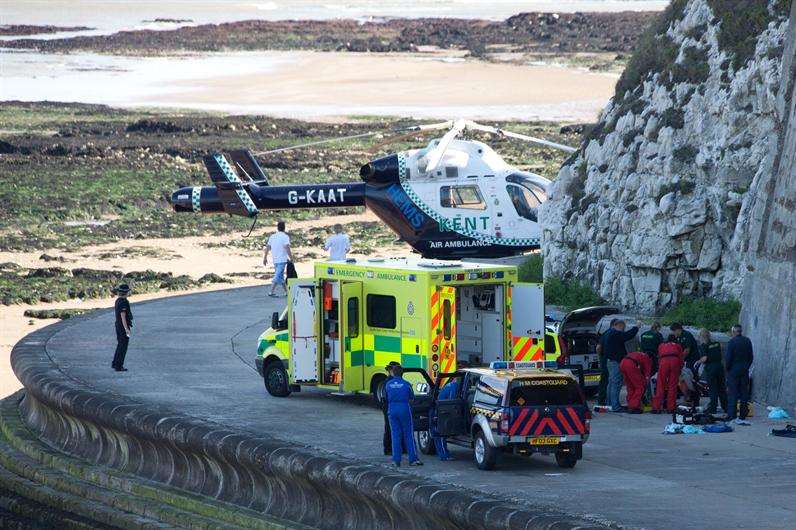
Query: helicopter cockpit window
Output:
[[506, 184, 541, 222], [440, 185, 486, 210]]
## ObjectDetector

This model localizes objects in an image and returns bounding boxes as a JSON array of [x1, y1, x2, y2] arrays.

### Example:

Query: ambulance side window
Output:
[[366, 294, 396, 329], [442, 299, 452, 340], [347, 298, 359, 338]]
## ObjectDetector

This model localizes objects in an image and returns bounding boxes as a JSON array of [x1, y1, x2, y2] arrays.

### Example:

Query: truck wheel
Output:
[[417, 429, 437, 455], [555, 449, 578, 468], [264, 361, 291, 397], [473, 430, 497, 470]]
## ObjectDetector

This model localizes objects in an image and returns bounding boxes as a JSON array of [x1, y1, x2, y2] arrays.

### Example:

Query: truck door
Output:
[[435, 373, 468, 437], [432, 286, 457, 377], [290, 281, 319, 382], [341, 281, 365, 392], [509, 283, 545, 362]]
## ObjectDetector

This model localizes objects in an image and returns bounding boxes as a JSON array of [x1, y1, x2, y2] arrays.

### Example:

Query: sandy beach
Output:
[[2, 50, 618, 122], [162, 51, 618, 121]]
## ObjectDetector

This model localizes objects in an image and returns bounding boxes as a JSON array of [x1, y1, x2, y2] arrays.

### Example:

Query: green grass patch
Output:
[[707, 0, 789, 71], [517, 253, 543, 283], [660, 297, 741, 332], [615, 0, 687, 98], [1, 266, 230, 305]]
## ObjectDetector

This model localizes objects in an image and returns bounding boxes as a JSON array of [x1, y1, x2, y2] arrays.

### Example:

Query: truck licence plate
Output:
[[530, 436, 559, 445], [584, 374, 601, 383]]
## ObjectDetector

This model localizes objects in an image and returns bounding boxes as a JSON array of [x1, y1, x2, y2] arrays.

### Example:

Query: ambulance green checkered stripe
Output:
[[348, 351, 423, 368], [374, 335, 401, 352], [396, 153, 540, 247], [275, 332, 289, 341]]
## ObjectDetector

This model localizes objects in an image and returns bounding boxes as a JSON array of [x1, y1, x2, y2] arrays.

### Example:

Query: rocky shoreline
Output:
[[0, 24, 92, 36], [3, 12, 656, 56]]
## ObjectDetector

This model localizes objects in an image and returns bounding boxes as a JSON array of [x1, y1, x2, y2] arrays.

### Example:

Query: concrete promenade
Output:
[[40, 286, 796, 530]]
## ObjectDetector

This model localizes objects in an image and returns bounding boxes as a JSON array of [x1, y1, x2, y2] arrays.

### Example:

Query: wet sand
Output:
[[155, 51, 619, 121]]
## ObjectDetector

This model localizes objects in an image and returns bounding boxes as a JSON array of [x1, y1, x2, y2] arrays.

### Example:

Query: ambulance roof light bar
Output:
[[490, 361, 558, 370]]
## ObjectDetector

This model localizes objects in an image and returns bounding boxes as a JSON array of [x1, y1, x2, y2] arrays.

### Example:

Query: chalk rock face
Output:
[[540, 0, 792, 314], [740, 1, 796, 409]]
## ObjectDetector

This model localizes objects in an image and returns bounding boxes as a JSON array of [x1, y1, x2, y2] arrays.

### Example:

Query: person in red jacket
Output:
[[620, 351, 652, 413], [652, 335, 685, 413]]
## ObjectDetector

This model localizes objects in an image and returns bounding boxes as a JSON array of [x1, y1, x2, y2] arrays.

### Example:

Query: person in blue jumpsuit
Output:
[[431, 378, 460, 461], [385, 365, 422, 467]]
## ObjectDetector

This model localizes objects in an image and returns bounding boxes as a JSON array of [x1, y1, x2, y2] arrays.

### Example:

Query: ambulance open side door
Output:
[[508, 283, 545, 362], [290, 280, 319, 383], [341, 281, 365, 392]]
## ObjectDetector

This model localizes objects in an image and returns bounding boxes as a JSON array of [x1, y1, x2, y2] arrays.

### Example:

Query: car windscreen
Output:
[[509, 378, 582, 406]]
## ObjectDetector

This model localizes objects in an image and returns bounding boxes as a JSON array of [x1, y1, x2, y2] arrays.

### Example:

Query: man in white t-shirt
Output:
[[263, 221, 293, 297], [324, 224, 351, 261]]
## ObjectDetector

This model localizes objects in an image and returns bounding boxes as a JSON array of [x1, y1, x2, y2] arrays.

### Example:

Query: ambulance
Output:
[[254, 257, 546, 398]]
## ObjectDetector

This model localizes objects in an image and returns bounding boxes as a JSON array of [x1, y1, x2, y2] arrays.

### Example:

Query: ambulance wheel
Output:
[[418, 430, 436, 455], [264, 361, 291, 397], [473, 430, 497, 470], [555, 449, 578, 469]]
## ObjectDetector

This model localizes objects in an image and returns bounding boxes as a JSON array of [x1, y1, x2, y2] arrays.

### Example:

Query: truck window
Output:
[[440, 185, 486, 210], [366, 294, 396, 329], [442, 299, 452, 340], [347, 298, 359, 338], [509, 378, 582, 406], [473, 380, 503, 408]]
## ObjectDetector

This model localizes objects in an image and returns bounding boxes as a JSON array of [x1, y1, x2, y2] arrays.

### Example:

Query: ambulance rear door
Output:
[[290, 280, 319, 382], [341, 281, 365, 392], [509, 283, 545, 362]]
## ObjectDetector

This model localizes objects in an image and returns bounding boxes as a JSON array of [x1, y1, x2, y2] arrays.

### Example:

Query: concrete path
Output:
[[45, 286, 796, 530]]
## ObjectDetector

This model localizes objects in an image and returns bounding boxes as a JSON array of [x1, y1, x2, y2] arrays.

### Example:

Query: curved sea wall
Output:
[[11, 315, 607, 530]]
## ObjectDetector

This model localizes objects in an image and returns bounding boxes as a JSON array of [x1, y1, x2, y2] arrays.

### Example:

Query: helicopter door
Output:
[[341, 282, 365, 392], [509, 283, 545, 362]]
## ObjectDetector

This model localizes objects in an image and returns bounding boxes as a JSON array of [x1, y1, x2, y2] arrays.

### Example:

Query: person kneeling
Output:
[[620, 351, 652, 414]]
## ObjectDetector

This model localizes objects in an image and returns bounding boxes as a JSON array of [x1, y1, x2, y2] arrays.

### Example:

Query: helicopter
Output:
[[170, 119, 575, 259]]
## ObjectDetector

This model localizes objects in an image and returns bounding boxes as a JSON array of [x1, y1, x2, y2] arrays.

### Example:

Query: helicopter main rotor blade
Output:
[[464, 121, 577, 153], [423, 119, 467, 173], [251, 131, 382, 156]]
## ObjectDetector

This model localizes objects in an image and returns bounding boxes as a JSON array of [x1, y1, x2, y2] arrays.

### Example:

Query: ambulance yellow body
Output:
[[255, 257, 546, 397]]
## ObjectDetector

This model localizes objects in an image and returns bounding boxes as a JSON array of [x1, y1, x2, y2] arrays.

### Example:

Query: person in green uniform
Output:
[[639, 322, 663, 373], [698, 329, 727, 415], [670, 323, 700, 405]]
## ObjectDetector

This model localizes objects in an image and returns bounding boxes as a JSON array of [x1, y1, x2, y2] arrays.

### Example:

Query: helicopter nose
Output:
[[359, 162, 375, 179], [360, 154, 400, 184]]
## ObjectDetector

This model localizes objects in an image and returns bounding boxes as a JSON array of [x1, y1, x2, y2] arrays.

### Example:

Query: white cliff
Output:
[[540, 0, 793, 314]]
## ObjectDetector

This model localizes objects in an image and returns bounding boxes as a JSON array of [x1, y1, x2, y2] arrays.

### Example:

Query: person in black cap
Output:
[[111, 284, 133, 372], [379, 362, 402, 455]]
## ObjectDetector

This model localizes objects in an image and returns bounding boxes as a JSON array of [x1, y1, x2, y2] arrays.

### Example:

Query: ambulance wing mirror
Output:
[[271, 312, 280, 329]]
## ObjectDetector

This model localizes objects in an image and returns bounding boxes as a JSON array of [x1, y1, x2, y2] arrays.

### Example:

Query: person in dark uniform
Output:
[[595, 319, 617, 407], [603, 319, 640, 412], [639, 322, 663, 374], [698, 328, 727, 415], [670, 323, 699, 374], [725, 324, 754, 422], [111, 284, 133, 372]]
